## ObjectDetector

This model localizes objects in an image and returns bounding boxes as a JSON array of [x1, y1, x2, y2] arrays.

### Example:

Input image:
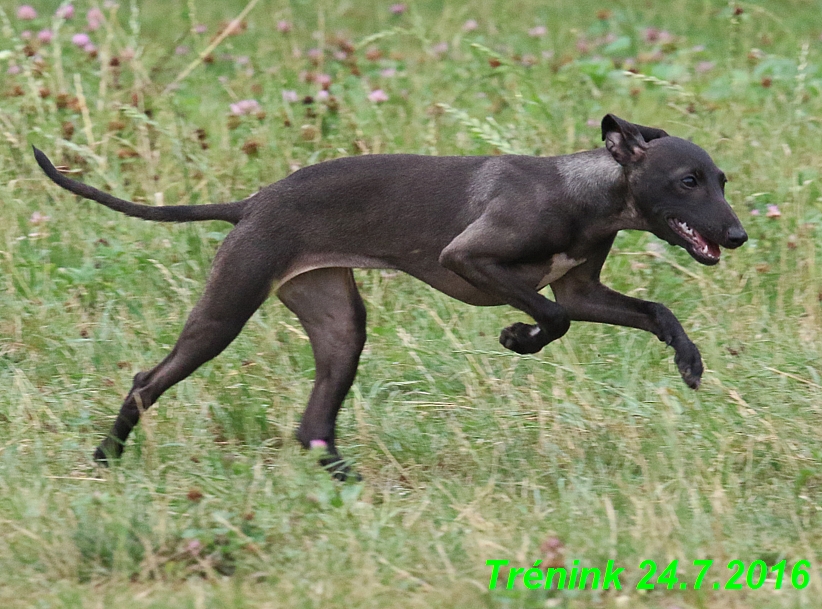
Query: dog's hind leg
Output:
[[94, 230, 277, 462], [277, 267, 367, 479]]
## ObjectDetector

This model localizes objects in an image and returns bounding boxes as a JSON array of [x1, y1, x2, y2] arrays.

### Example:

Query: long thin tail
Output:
[[33, 146, 247, 225]]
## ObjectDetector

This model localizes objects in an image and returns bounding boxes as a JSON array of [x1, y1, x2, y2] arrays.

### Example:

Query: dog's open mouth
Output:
[[668, 218, 721, 264]]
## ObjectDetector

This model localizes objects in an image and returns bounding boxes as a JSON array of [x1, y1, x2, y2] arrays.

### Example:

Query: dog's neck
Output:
[[554, 148, 650, 232]]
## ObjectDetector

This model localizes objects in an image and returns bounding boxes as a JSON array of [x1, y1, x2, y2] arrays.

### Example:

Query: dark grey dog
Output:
[[34, 114, 747, 475]]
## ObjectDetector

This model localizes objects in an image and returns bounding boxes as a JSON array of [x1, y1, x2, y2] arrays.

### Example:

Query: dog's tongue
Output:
[[672, 218, 721, 260], [693, 229, 721, 259]]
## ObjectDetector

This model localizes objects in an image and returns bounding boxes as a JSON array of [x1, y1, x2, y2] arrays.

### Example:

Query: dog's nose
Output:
[[725, 226, 748, 248]]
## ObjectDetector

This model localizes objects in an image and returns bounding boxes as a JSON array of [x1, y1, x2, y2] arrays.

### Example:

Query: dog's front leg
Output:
[[439, 225, 571, 355], [551, 266, 703, 389]]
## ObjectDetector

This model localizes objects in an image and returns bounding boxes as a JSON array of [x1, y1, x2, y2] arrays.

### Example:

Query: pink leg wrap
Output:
[[309, 439, 329, 450]]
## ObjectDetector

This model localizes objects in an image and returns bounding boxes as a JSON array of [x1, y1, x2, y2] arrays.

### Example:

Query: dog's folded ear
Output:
[[601, 114, 668, 166], [635, 123, 668, 143]]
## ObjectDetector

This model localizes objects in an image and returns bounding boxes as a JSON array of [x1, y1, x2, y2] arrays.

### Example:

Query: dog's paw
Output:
[[93, 446, 113, 466], [674, 343, 703, 390], [322, 457, 361, 482], [319, 454, 362, 482], [499, 322, 549, 354], [309, 440, 361, 481], [94, 438, 124, 465]]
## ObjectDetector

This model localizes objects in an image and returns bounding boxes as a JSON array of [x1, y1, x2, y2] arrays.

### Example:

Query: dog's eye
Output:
[[681, 176, 698, 188]]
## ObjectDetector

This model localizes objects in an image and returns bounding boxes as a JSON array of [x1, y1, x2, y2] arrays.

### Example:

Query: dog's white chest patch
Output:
[[537, 253, 586, 289]]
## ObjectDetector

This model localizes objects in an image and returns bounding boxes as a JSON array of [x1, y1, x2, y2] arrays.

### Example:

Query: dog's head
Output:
[[602, 114, 747, 265]]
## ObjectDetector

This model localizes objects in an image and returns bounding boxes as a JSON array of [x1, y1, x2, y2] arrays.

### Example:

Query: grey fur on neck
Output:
[[556, 149, 648, 231], [555, 149, 622, 202]]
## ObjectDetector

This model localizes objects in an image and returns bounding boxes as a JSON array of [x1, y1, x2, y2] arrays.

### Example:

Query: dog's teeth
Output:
[[676, 220, 695, 238]]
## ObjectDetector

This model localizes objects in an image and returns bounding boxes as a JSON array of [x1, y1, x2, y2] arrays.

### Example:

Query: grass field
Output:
[[1, 0, 821, 607]]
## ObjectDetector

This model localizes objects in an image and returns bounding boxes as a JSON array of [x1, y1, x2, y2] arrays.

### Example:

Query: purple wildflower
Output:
[[643, 27, 661, 43], [229, 99, 261, 116], [644, 28, 674, 45], [186, 540, 202, 556], [17, 5, 37, 20], [367, 89, 389, 103], [71, 32, 90, 47], [657, 30, 674, 45], [56, 4, 74, 19], [30, 211, 51, 225], [87, 7, 104, 31]]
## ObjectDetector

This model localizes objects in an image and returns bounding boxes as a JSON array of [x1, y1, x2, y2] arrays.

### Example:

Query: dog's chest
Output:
[[536, 253, 586, 289]]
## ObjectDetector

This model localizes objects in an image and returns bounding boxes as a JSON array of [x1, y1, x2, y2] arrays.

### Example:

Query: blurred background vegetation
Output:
[[1, 1, 821, 607]]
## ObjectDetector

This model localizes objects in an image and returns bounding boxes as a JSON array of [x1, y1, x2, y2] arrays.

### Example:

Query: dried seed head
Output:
[[187, 488, 204, 502]]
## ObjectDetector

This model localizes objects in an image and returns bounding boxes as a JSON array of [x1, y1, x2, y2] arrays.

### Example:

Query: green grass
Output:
[[1, 0, 821, 607]]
